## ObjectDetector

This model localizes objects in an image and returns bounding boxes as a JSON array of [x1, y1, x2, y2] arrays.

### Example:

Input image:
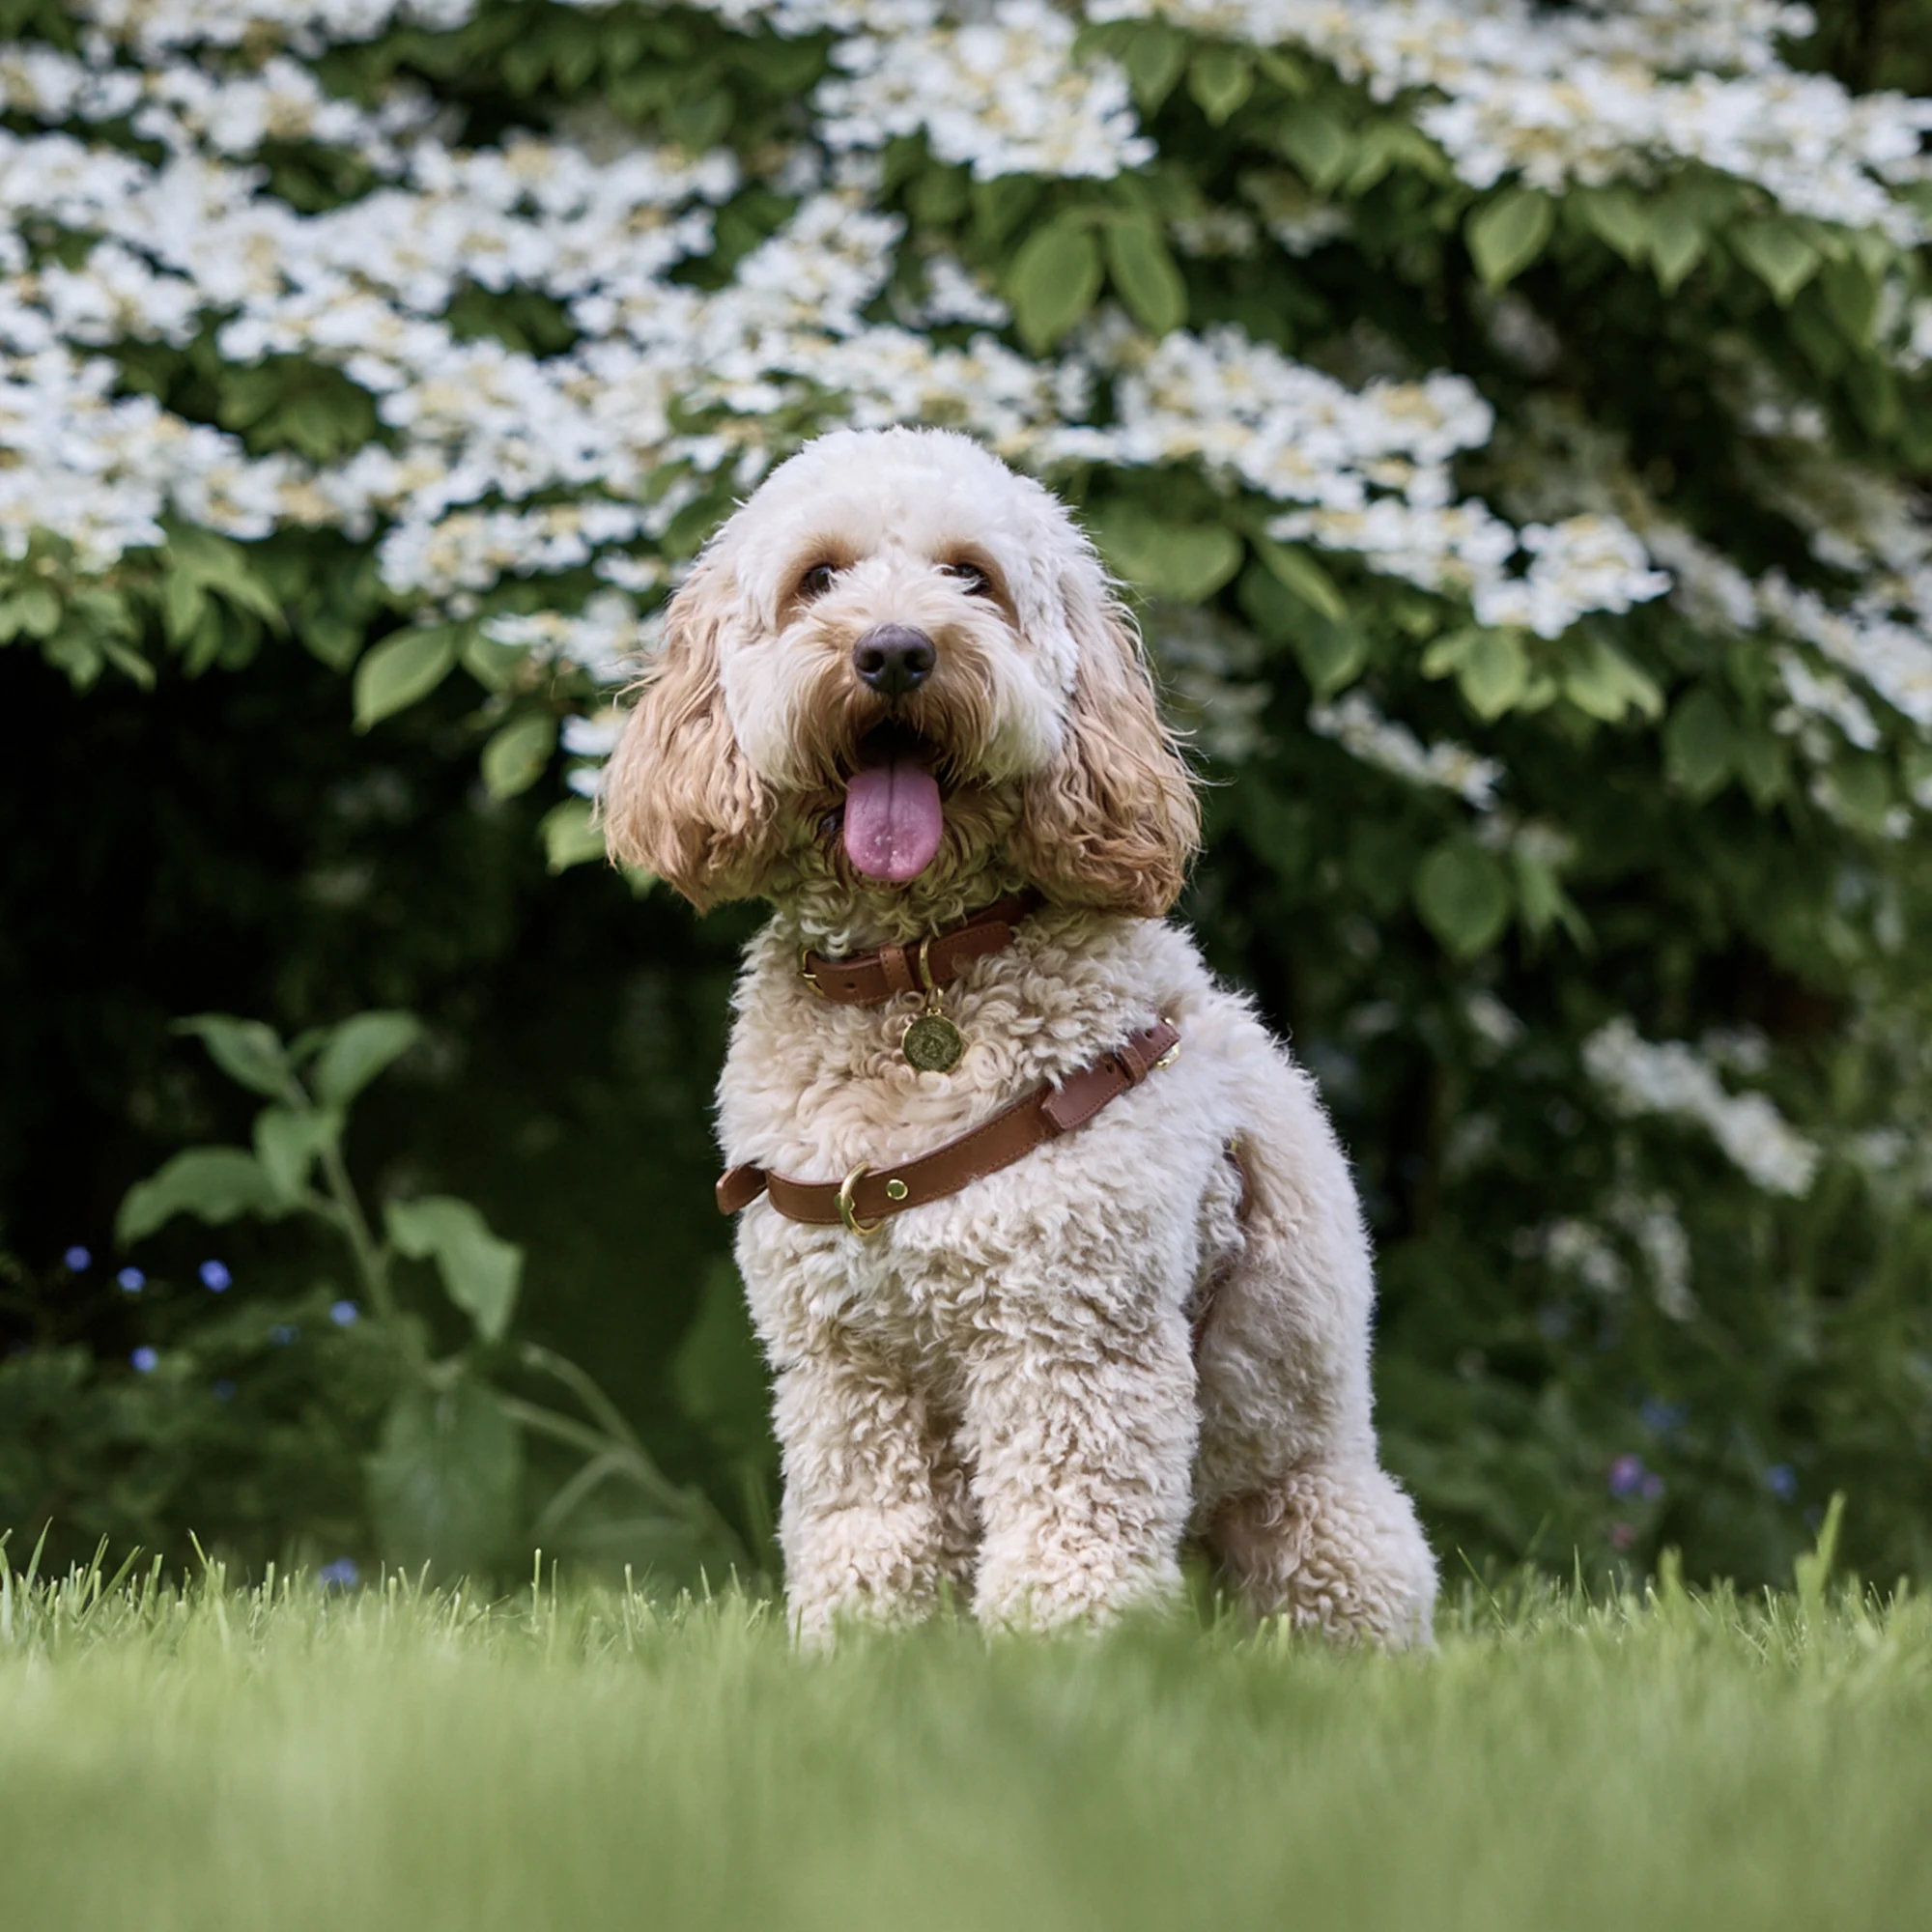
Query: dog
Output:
[[604, 425, 1435, 1643]]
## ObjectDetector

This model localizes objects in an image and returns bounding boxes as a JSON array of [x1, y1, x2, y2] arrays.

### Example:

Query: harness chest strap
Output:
[[799, 891, 1043, 1004], [716, 1018, 1181, 1235]]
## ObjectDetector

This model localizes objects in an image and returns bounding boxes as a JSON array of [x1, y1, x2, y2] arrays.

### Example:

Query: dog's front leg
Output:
[[769, 1342, 974, 1643], [959, 1280, 1198, 1629]]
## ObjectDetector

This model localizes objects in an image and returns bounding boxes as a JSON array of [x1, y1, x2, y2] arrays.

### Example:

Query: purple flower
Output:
[[1767, 1463, 1799, 1501], [200, 1260, 232, 1293], [1640, 1473, 1665, 1501], [1607, 1452, 1646, 1498], [117, 1267, 146, 1293], [270, 1323, 299, 1346], [329, 1299, 358, 1327], [212, 1378, 238, 1403], [63, 1246, 91, 1271], [318, 1558, 360, 1591], [131, 1347, 159, 1374]]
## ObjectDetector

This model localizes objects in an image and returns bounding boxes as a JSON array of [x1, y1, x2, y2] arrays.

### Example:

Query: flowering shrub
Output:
[[4, 0, 1932, 1584]]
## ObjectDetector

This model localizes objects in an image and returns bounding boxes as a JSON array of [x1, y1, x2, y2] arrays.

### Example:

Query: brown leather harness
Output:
[[717, 896, 1181, 1236]]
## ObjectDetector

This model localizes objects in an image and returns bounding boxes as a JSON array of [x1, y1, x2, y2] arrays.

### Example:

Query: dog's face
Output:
[[602, 427, 1198, 917]]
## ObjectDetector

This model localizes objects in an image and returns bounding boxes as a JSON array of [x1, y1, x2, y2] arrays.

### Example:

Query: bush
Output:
[[2, 0, 1930, 1587]]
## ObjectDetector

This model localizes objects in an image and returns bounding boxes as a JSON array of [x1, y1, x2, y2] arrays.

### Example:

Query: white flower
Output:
[[1308, 690, 1503, 809], [1583, 1018, 1820, 1197]]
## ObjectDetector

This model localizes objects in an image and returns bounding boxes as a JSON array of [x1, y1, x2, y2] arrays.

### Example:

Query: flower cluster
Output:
[[819, 0, 1154, 182], [1307, 690, 1503, 809], [1582, 1017, 1822, 1197], [1090, 1, 1932, 239]]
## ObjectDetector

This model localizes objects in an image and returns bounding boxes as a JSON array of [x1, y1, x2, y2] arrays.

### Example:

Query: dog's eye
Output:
[[799, 562, 838, 600], [941, 561, 991, 596]]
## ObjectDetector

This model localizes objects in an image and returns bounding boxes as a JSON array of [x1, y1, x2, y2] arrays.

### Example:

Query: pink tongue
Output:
[[843, 757, 945, 883]]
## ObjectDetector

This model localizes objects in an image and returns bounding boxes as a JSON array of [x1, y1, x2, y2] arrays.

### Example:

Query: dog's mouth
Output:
[[838, 722, 946, 884]]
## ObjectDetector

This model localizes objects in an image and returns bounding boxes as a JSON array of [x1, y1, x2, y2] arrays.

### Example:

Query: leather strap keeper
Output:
[[717, 1018, 1181, 1234], [800, 891, 1043, 1006]]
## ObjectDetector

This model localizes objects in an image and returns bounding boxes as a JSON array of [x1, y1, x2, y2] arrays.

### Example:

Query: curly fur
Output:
[[604, 426, 1435, 1643]]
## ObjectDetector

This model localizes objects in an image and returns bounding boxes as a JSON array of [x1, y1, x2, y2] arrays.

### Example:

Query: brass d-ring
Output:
[[838, 1163, 884, 1237]]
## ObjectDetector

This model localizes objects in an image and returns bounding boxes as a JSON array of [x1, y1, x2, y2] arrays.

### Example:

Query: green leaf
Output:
[[1120, 22, 1188, 110], [541, 796, 608, 872], [1090, 508, 1242, 602], [1465, 188, 1554, 290], [116, 1149, 285, 1245], [1252, 535, 1348, 623], [480, 712, 558, 801], [1563, 636, 1663, 724], [386, 1196, 523, 1344], [1730, 221, 1821, 306], [252, 1105, 342, 1205], [1663, 688, 1735, 800], [1575, 186, 1649, 266], [1414, 840, 1512, 959], [1008, 219, 1103, 354], [1102, 216, 1186, 336], [1512, 849, 1590, 949], [1276, 103, 1351, 192], [2, 583, 62, 639], [354, 627, 459, 731], [173, 1014, 293, 1101], [170, 528, 283, 629], [1292, 617, 1369, 697], [1455, 629, 1530, 722], [1818, 257, 1879, 344], [671, 1260, 774, 1463], [461, 631, 526, 693], [1188, 46, 1253, 125], [1648, 194, 1707, 295], [1256, 50, 1311, 98], [366, 1377, 522, 1577], [314, 1010, 423, 1108]]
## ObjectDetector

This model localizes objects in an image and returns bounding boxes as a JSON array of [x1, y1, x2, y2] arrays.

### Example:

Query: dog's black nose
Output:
[[852, 625, 936, 698]]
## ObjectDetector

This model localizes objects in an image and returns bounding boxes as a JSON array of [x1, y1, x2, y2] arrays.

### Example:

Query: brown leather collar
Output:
[[718, 1018, 1180, 1235], [800, 891, 1043, 1005]]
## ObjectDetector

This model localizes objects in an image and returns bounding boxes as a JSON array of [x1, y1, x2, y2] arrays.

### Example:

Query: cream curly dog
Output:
[[604, 426, 1435, 1643]]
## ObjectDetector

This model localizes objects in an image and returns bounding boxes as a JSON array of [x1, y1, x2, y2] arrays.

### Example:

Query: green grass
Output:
[[3, 1535, 1929, 1932]]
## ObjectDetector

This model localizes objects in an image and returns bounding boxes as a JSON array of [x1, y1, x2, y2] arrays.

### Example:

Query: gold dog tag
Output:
[[899, 934, 964, 1071], [902, 1009, 964, 1072]]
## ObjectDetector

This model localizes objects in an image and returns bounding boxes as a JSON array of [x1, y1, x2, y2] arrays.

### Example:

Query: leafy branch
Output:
[[115, 1011, 752, 1582]]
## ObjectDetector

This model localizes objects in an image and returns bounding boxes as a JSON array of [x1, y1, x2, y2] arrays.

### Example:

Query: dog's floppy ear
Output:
[[601, 561, 775, 910], [1012, 563, 1200, 918]]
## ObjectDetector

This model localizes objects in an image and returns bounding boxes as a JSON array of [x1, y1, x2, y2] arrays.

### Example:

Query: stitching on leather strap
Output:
[[720, 1018, 1180, 1230]]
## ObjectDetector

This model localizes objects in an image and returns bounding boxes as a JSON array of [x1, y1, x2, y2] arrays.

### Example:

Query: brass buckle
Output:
[[800, 947, 822, 994], [837, 1163, 884, 1237]]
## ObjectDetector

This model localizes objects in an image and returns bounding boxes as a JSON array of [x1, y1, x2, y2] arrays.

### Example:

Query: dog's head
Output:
[[602, 426, 1199, 917]]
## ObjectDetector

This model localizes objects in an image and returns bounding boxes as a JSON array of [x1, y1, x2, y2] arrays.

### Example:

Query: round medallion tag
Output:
[[901, 1012, 965, 1072]]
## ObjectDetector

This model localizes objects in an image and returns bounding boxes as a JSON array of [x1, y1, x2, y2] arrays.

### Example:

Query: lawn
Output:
[[2, 1529, 1928, 1932]]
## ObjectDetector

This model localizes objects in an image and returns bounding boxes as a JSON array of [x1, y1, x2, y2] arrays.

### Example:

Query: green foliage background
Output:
[[4, 0, 1932, 1593]]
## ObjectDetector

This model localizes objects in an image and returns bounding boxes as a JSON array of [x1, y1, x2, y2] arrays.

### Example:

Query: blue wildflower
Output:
[[1766, 1463, 1799, 1502], [1607, 1452, 1646, 1498], [117, 1266, 145, 1293], [1638, 1396, 1689, 1438], [131, 1347, 158, 1374], [212, 1378, 238, 1403], [329, 1299, 358, 1326], [1641, 1473, 1665, 1501], [270, 1323, 299, 1346], [63, 1246, 91, 1271], [200, 1260, 232, 1293], [318, 1558, 360, 1592]]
